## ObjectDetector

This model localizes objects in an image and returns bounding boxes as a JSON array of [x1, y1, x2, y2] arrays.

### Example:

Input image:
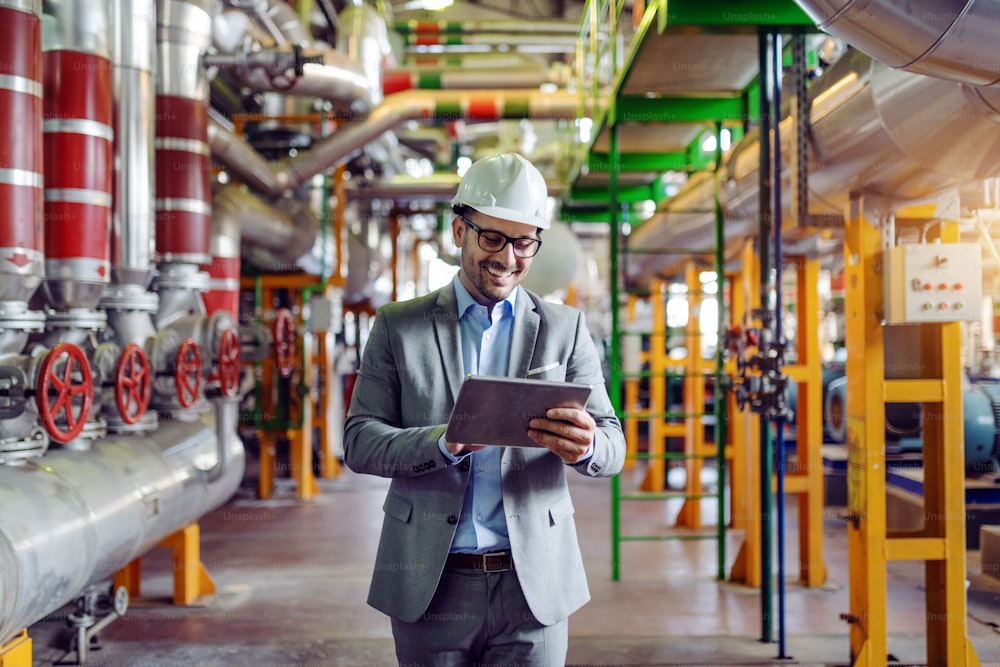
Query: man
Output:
[[344, 153, 625, 666]]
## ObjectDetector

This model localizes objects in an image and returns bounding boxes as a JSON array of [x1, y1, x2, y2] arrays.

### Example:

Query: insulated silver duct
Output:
[[110, 0, 157, 288], [795, 0, 1000, 86], [627, 49, 1000, 282], [0, 399, 244, 645]]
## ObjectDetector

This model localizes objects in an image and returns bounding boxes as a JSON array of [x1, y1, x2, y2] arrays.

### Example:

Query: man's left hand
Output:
[[528, 407, 596, 465]]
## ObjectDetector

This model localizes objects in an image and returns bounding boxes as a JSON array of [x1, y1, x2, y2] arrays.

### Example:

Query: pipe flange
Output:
[[0, 427, 49, 465], [104, 409, 159, 435], [44, 309, 108, 332], [154, 264, 211, 292], [99, 286, 160, 313], [0, 308, 46, 333], [57, 418, 109, 451]]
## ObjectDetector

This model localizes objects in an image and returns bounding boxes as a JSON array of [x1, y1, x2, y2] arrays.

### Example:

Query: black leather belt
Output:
[[446, 551, 514, 572]]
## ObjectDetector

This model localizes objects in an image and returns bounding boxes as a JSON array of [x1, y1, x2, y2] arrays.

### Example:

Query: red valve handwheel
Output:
[[175, 338, 202, 409], [36, 342, 93, 443], [115, 343, 151, 425], [217, 328, 241, 398], [272, 308, 296, 379]]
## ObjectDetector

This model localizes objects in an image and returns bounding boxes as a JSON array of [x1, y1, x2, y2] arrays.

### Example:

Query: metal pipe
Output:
[[795, 0, 1000, 86], [337, 3, 391, 106], [42, 0, 113, 312], [393, 19, 581, 34], [207, 115, 291, 195], [203, 186, 244, 317], [383, 66, 547, 94], [155, 0, 215, 266], [0, 400, 245, 645], [110, 0, 156, 288], [626, 48, 1000, 282], [280, 89, 582, 192], [0, 0, 45, 305]]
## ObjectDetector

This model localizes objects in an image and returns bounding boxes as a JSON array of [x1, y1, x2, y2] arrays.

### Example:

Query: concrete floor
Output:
[[24, 457, 1000, 667]]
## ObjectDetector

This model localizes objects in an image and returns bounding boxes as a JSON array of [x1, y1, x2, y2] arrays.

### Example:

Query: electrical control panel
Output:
[[884, 243, 982, 324]]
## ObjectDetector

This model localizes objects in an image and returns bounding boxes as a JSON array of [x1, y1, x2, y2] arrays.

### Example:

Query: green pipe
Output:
[[609, 113, 623, 583], [713, 120, 727, 583]]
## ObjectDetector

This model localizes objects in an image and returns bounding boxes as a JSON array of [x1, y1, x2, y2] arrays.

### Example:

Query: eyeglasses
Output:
[[462, 217, 542, 258]]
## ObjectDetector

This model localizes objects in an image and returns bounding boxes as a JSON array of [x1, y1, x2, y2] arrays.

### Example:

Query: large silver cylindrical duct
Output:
[[627, 48, 1000, 282], [795, 0, 1000, 86], [110, 0, 157, 288], [337, 3, 391, 108], [0, 399, 245, 645]]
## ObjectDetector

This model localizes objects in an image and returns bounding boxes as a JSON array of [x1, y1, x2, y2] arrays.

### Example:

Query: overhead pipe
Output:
[[393, 19, 582, 35], [626, 48, 1000, 283], [382, 65, 548, 94], [41, 0, 113, 313], [209, 89, 585, 198], [403, 33, 579, 53], [280, 89, 583, 193], [794, 0, 1000, 86]]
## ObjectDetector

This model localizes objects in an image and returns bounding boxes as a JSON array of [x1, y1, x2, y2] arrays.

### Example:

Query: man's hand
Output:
[[527, 406, 596, 464]]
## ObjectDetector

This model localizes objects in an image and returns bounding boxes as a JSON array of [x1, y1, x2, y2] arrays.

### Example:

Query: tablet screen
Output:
[[445, 375, 593, 447]]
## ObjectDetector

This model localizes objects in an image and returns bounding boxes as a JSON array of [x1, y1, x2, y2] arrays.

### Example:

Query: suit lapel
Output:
[[508, 288, 539, 379], [431, 285, 464, 404]]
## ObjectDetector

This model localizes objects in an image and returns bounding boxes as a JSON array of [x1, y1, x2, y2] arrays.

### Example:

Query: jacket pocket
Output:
[[548, 495, 576, 526], [383, 493, 413, 524]]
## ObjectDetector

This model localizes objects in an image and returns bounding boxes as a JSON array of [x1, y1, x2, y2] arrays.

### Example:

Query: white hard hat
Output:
[[451, 153, 550, 229]]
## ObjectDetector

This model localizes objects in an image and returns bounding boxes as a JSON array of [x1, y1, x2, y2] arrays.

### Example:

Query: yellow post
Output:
[[919, 221, 981, 666], [0, 631, 31, 667], [793, 255, 827, 587], [289, 333, 319, 499], [677, 262, 705, 529], [844, 196, 887, 665], [640, 282, 667, 492], [729, 240, 761, 586], [257, 430, 274, 500], [112, 560, 142, 598], [159, 523, 217, 606]]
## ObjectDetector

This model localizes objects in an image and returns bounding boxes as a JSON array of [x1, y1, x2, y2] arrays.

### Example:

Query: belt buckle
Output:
[[482, 551, 509, 573]]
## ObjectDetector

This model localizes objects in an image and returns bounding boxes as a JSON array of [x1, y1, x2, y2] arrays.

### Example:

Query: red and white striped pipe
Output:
[[43, 39, 112, 311], [0, 0, 44, 305]]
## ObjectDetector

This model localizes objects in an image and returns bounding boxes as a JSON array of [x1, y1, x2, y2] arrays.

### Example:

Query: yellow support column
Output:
[[257, 430, 275, 500], [622, 293, 643, 470], [729, 241, 762, 586], [677, 262, 705, 529], [791, 256, 827, 587], [114, 522, 216, 607], [919, 222, 980, 666], [159, 523, 217, 606], [0, 631, 31, 667], [640, 282, 667, 493], [844, 197, 887, 665], [289, 331, 319, 500]]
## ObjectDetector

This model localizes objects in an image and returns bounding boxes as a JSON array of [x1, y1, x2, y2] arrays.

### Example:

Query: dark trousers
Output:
[[390, 567, 568, 667]]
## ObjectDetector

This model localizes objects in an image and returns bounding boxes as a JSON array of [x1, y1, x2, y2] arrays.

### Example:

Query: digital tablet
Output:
[[445, 375, 593, 447]]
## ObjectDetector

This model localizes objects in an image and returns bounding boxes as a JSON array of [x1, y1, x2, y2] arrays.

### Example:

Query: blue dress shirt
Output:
[[440, 277, 516, 554]]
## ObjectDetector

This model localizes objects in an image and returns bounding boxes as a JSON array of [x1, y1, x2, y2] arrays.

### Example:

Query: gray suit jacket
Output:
[[344, 283, 625, 625]]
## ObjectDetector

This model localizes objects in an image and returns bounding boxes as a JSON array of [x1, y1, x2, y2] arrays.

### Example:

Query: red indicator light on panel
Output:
[[938, 283, 949, 291], [924, 283, 933, 291], [954, 283, 963, 290]]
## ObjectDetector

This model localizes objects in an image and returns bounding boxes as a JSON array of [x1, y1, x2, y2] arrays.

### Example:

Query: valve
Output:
[[272, 308, 296, 379], [174, 338, 202, 409], [114, 343, 151, 425], [216, 328, 241, 398], [36, 342, 93, 444]]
